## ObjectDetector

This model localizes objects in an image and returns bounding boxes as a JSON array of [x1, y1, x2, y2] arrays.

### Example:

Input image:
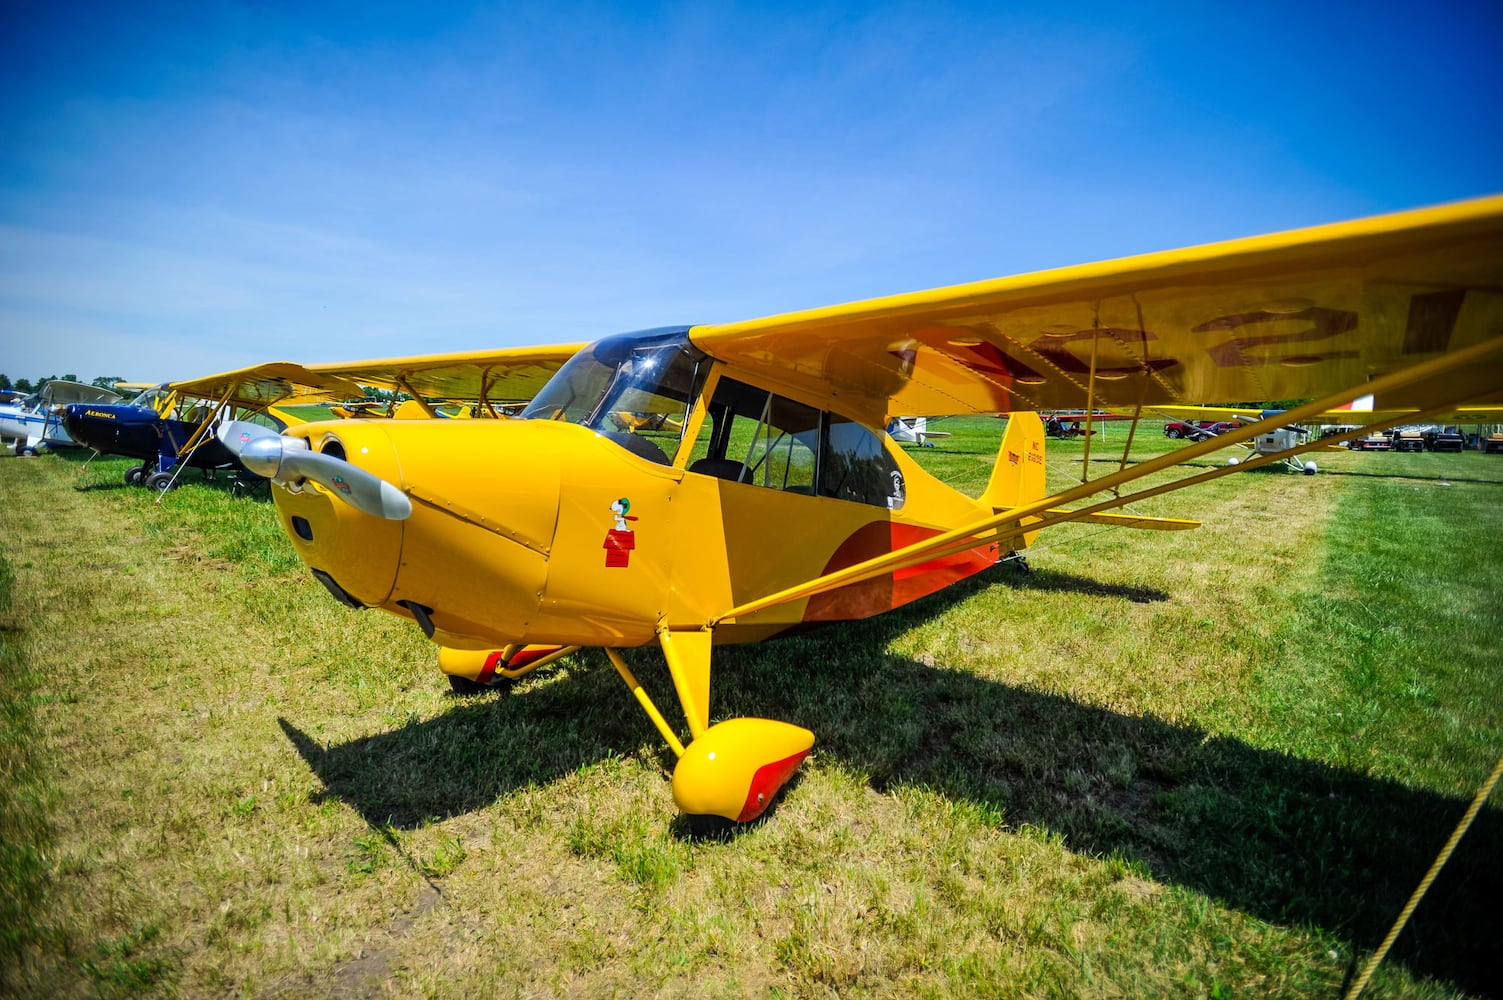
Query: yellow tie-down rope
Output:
[[1344, 753, 1503, 1000]]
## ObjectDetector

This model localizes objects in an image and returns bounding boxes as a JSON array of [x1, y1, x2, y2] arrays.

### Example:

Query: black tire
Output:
[[686, 813, 739, 841], [1165, 428, 1183, 439], [146, 471, 175, 492], [446, 673, 510, 695], [124, 465, 147, 486]]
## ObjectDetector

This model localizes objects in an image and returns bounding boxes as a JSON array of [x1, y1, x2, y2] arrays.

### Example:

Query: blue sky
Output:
[[3, 1, 1501, 383]]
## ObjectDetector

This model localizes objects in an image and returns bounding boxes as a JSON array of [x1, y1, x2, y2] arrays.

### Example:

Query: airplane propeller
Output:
[[217, 420, 412, 520]]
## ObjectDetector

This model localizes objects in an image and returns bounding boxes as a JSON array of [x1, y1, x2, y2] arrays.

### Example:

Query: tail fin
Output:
[[982, 412, 1047, 548]]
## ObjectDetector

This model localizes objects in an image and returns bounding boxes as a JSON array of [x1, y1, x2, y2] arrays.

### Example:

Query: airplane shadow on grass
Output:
[[279, 565, 1499, 995]]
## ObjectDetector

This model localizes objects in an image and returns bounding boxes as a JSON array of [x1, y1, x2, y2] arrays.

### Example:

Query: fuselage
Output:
[[61, 401, 238, 471], [266, 330, 1007, 652]]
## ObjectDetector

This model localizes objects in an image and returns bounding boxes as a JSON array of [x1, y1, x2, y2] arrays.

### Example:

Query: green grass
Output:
[[1, 430, 1500, 998]]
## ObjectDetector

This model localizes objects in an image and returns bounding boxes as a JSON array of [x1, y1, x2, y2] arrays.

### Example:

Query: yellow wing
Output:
[[689, 196, 1503, 427], [168, 362, 365, 411], [309, 344, 586, 409]]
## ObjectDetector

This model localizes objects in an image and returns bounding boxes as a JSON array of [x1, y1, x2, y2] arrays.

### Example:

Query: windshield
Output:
[[129, 386, 175, 414], [522, 328, 708, 465]]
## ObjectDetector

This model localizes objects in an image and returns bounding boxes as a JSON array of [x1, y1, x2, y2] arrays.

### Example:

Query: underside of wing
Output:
[[689, 196, 1503, 427], [168, 362, 366, 411], [310, 344, 585, 407], [37, 380, 123, 406]]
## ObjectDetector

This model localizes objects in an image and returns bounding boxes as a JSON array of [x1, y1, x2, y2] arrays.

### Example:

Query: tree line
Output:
[[0, 374, 127, 394]]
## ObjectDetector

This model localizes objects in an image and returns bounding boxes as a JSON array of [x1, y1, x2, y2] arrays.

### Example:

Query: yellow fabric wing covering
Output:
[[309, 344, 586, 406], [688, 196, 1503, 427], [168, 362, 366, 411]]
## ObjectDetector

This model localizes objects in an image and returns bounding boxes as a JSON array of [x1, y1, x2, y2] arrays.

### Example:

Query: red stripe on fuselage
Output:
[[803, 522, 998, 623]]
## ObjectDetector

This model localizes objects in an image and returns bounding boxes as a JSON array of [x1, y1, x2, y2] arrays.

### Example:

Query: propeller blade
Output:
[[218, 420, 305, 478], [217, 420, 411, 520], [276, 450, 411, 520], [218, 419, 281, 453]]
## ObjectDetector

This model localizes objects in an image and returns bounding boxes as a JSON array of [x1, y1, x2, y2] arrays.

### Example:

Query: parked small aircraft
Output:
[[886, 416, 950, 446], [220, 196, 1503, 831], [0, 380, 123, 455], [62, 363, 363, 490], [1149, 400, 1503, 473]]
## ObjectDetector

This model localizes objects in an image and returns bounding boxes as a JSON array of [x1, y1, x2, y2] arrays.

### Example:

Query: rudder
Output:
[[982, 412, 1047, 548]]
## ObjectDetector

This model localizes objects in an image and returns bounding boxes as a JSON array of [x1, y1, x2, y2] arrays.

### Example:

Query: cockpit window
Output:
[[824, 418, 905, 509], [131, 387, 175, 415], [686, 377, 904, 509], [521, 328, 708, 465], [688, 378, 819, 492]]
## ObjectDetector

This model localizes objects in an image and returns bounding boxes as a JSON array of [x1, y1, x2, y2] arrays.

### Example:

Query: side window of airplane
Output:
[[689, 379, 819, 494], [824, 418, 905, 510], [687, 378, 904, 509]]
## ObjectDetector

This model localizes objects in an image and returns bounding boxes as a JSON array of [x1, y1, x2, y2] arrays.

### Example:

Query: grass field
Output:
[[2, 421, 1500, 998]]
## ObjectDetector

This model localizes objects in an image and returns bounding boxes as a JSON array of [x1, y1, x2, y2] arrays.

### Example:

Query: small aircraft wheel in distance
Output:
[[146, 471, 175, 492], [124, 465, 147, 486], [1303, 460, 1318, 476], [1165, 428, 1183, 439]]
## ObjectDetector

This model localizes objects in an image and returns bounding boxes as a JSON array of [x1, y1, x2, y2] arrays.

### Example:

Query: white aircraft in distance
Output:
[[886, 416, 950, 447], [0, 380, 123, 456]]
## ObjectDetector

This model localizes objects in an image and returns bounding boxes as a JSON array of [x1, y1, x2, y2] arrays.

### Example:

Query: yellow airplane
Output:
[[219, 196, 1503, 833]]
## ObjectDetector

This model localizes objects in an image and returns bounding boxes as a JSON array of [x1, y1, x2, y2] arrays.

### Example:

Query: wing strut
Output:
[[154, 382, 238, 503], [1082, 322, 1099, 480]]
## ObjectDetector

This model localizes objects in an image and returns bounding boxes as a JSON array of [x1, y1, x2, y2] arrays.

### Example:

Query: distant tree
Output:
[[63, 373, 78, 383], [14, 377, 33, 392], [0, 373, 10, 391], [91, 376, 125, 391]]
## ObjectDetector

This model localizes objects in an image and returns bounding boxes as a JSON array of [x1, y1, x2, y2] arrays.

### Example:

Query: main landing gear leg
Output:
[[605, 628, 814, 835]]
